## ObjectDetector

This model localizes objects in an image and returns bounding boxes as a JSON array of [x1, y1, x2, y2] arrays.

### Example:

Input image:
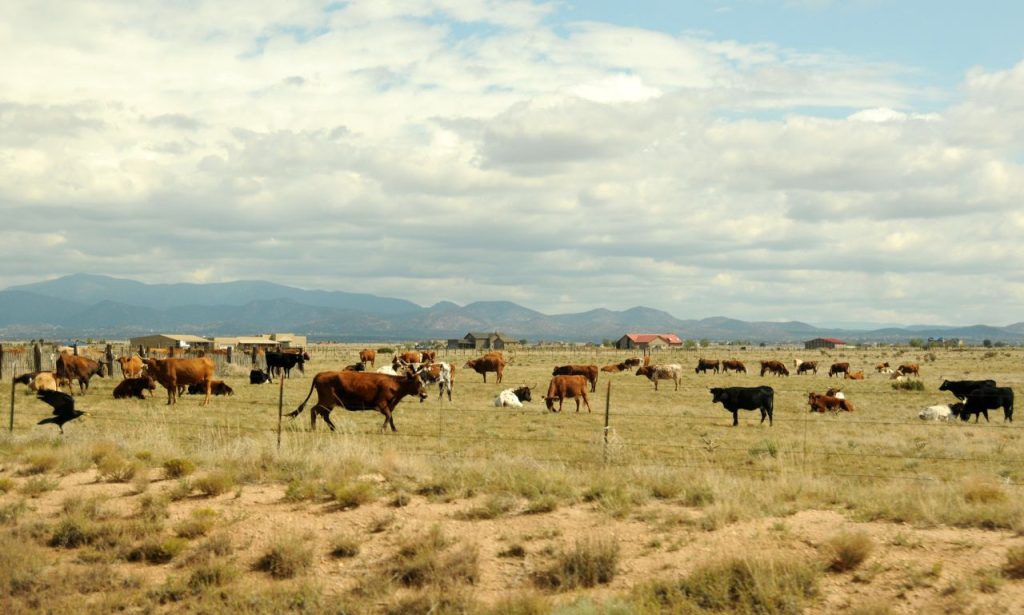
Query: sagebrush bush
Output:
[[174, 508, 218, 539], [126, 537, 188, 564], [329, 533, 361, 558], [1002, 546, 1024, 579], [163, 458, 196, 479], [192, 470, 235, 497], [255, 533, 314, 579], [533, 537, 620, 589], [823, 531, 873, 572]]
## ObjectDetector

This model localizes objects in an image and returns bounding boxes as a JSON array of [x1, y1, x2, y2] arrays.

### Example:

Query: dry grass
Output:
[[1003, 546, 1024, 579], [533, 537, 620, 590]]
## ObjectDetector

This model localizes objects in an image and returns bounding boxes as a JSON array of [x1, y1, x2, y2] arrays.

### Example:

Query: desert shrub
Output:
[[255, 533, 314, 579], [498, 544, 527, 558], [96, 453, 141, 482], [0, 477, 14, 493], [49, 516, 94, 548], [126, 537, 187, 564], [634, 554, 820, 613], [174, 508, 218, 539], [389, 525, 479, 588], [192, 470, 235, 497], [19, 475, 58, 497], [0, 533, 46, 596], [533, 537, 620, 589], [524, 494, 558, 515], [166, 479, 192, 501], [377, 347, 394, 354], [892, 380, 925, 391], [283, 479, 320, 502], [163, 458, 196, 479], [963, 481, 1006, 504], [458, 494, 518, 520], [1003, 546, 1024, 579], [22, 451, 59, 475], [328, 479, 377, 509], [187, 560, 238, 593], [482, 592, 552, 614], [823, 531, 873, 572], [0, 500, 28, 524], [329, 533, 361, 558], [136, 493, 170, 522]]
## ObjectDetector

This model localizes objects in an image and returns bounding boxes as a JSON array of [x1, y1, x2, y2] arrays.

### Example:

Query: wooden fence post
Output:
[[603, 381, 612, 464], [0, 343, 4, 382], [105, 344, 114, 378], [277, 374, 285, 451], [9, 378, 15, 433], [33, 343, 42, 372], [226, 346, 233, 364]]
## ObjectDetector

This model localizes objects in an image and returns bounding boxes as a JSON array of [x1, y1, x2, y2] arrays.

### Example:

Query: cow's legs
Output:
[[582, 394, 592, 413], [203, 379, 211, 406], [321, 410, 337, 432], [732, 410, 738, 426]]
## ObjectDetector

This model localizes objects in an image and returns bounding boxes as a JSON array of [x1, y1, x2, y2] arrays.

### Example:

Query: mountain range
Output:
[[1, 274, 1021, 344]]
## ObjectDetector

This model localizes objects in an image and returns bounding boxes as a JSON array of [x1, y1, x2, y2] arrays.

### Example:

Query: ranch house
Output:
[[448, 332, 517, 350], [804, 337, 848, 350], [615, 333, 683, 351], [129, 334, 214, 352]]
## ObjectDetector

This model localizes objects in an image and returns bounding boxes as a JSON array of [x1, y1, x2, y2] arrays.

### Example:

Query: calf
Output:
[[760, 360, 789, 377], [919, 403, 964, 421], [187, 380, 234, 396], [342, 363, 367, 372], [695, 358, 720, 374], [552, 364, 598, 392], [845, 370, 865, 380], [117, 355, 144, 379], [544, 375, 592, 413], [828, 362, 850, 378], [875, 362, 893, 374], [722, 359, 746, 374], [709, 386, 774, 426], [939, 379, 996, 402], [249, 369, 271, 384], [600, 363, 626, 373], [113, 376, 157, 399], [807, 392, 855, 413], [635, 364, 683, 391], [494, 386, 533, 408], [897, 363, 920, 377], [961, 386, 1014, 423]]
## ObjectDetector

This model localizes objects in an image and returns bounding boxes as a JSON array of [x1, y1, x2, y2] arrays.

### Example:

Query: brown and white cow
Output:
[[142, 357, 216, 405], [807, 392, 855, 413], [636, 364, 683, 391], [287, 369, 429, 431], [552, 364, 598, 392], [544, 375, 592, 413]]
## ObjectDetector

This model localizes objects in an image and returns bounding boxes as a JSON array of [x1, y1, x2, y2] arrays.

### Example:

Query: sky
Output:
[[2, 0, 1024, 327]]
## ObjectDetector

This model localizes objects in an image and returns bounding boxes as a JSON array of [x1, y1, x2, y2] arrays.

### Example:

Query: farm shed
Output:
[[615, 333, 683, 350], [804, 337, 848, 350], [129, 334, 213, 351]]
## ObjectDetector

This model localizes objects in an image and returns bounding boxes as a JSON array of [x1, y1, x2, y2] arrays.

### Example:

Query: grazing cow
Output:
[[421, 362, 455, 401], [142, 357, 216, 405], [342, 363, 366, 372], [919, 403, 964, 421], [961, 386, 1014, 423], [359, 349, 376, 367], [622, 358, 641, 368], [635, 364, 683, 391], [552, 364, 599, 392], [796, 361, 818, 375], [287, 369, 429, 432], [897, 363, 920, 377], [807, 392, 855, 413], [188, 380, 233, 396], [495, 386, 533, 408], [939, 379, 997, 402], [544, 375, 592, 413], [249, 369, 271, 384], [828, 362, 850, 378], [464, 353, 506, 383], [709, 386, 774, 426], [55, 353, 106, 395], [117, 355, 144, 379], [845, 370, 865, 380], [695, 358, 720, 374], [398, 351, 423, 364], [601, 363, 626, 373], [722, 359, 746, 374], [875, 362, 893, 374], [760, 360, 789, 377], [113, 376, 157, 400], [265, 350, 308, 381]]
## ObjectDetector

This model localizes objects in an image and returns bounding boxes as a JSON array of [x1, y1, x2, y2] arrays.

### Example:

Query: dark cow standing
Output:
[[796, 361, 818, 375], [710, 386, 774, 426], [722, 359, 747, 374], [695, 359, 720, 374], [56, 353, 106, 395], [939, 379, 995, 402], [265, 350, 308, 381], [552, 364, 598, 392], [544, 375, 592, 413], [828, 362, 850, 378], [287, 369, 429, 432], [760, 360, 789, 377], [961, 386, 1014, 423]]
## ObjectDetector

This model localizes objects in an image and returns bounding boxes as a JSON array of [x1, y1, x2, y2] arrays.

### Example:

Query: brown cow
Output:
[[465, 353, 506, 383], [142, 357, 215, 405], [398, 351, 423, 364], [695, 358, 720, 374], [552, 364, 598, 392], [117, 355, 144, 379], [601, 363, 625, 373], [623, 358, 641, 368], [875, 362, 893, 373], [897, 363, 920, 377], [636, 364, 683, 391], [544, 375, 592, 413], [15, 371, 60, 393], [796, 361, 818, 375], [828, 362, 850, 378], [359, 349, 376, 367], [760, 360, 790, 377], [287, 369, 429, 431], [113, 376, 157, 400], [845, 370, 865, 380], [722, 359, 746, 374], [808, 392, 855, 413], [55, 353, 106, 394], [420, 350, 436, 363]]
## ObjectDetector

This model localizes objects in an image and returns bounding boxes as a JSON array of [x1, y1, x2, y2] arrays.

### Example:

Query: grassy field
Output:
[[2, 343, 1024, 613]]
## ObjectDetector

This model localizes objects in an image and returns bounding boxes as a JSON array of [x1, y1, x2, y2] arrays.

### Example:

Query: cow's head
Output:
[[464, 359, 476, 369], [408, 368, 429, 402], [635, 366, 652, 377], [938, 380, 951, 391], [544, 396, 557, 412], [710, 387, 723, 403], [513, 386, 532, 402]]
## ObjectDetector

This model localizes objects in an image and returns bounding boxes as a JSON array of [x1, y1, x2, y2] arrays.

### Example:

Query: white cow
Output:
[[494, 386, 532, 408], [919, 404, 956, 421], [636, 364, 684, 391]]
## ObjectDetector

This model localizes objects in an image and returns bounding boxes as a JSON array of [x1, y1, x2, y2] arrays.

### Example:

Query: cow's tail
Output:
[[287, 378, 318, 419]]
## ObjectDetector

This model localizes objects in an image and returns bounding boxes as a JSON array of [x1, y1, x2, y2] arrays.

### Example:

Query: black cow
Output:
[[695, 359, 720, 374], [265, 351, 308, 381], [961, 386, 1014, 423], [710, 386, 774, 426], [250, 369, 271, 384], [939, 379, 997, 402]]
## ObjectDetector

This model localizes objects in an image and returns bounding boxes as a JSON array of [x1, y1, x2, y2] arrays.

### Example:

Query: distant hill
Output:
[[1, 274, 1022, 344]]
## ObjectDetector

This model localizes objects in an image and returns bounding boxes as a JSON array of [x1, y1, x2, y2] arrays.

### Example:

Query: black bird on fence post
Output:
[[35, 390, 88, 434]]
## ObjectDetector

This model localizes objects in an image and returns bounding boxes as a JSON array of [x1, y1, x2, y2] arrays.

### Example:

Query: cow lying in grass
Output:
[[187, 380, 233, 396], [918, 403, 964, 421], [113, 376, 157, 399], [807, 392, 855, 413], [494, 386, 533, 408]]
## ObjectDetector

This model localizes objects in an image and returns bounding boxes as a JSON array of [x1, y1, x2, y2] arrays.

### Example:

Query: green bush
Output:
[[162, 458, 196, 479]]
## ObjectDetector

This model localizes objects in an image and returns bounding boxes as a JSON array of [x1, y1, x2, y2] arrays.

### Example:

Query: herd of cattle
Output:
[[11, 349, 1015, 433]]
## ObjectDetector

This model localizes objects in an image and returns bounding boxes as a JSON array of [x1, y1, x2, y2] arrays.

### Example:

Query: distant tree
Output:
[[683, 339, 697, 350], [699, 339, 710, 348], [982, 339, 993, 348], [908, 338, 924, 348]]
